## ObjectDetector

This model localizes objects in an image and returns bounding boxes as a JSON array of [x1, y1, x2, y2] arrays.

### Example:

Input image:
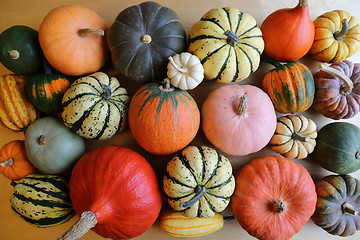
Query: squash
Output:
[[311, 174, 360, 237], [270, 115, 317, 159], [310, 10, 360, 63], [163, 145, 235, 218], [10, 174, 75, 227], [58, 145, 162, 240], [201, 84, 276, 156], [262, 58, 315, 114], [128, 80, 200, 155], [312, 122, 360, 174], [107, 1, 187, 84], [0, 25, 43, 75], [167, 52, 204, 90], [39, 5, 108, 76], [188, 7, 264, 83], [260, 0, 315, 61], [62, 72, 130, 140], [0, 74, 39, 131], [0, 140, 36, 180], [24, 116, 85, 174], [231, 155, 317, 240], [312, 61, 360, 120]]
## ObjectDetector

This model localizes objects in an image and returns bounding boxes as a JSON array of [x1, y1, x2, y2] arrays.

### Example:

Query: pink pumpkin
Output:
[[202, 84, 277, 156]]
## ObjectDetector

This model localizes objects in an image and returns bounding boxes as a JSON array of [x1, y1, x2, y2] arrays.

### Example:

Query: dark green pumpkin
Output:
[[107, 1, 187, 83], [0, 25, 43, 75], [311, 174, 360, 237], [312, 122, 360, 174]]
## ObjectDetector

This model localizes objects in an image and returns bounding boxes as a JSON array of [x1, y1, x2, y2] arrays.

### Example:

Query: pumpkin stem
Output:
[[158, 78, 175, 92], [342, 202, 358, 215], [77, 29, 104, 38], [237, 95, 248, 115], [334, 19, 349, 41], [168, 56, 188, 74], [318, 64, 353, 96], [180, 185, 207, 208], [8, 50, 20, 60], [101, 85, 112, 101], [223, 215, 235, 222], [356, 151, 360, 159], [224, 30, 238, 47], [38, 135, 47, 145], [298, 0, 308, 7], [292, 132, 310, 142], [0, 158, 14, 167], [141, 34, 152, 44], [261, 56, 283, 68], [272, 200, 286, 213], [58, 211, 98, 240]]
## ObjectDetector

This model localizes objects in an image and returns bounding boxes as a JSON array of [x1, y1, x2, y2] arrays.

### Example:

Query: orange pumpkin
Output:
[[39, 5, 108, 76], [0, 140, 36, 180]]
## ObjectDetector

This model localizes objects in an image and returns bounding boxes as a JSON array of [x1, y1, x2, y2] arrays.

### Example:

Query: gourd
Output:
[[0, 25, 43, 75], [38, 5, 108, 76], [260, 0, 314, 61], [24, 116, 85, 174], [167, 52, 204, 90], [62, 72, 130, 140], [201, 84, 276, 156], [270, 115, 317, 159], [0, 74, 39, 131], [10, 174, 75, 227], [231, 155, 317, 240], [310, 10, 360, 63], [312, 122, 360, 174], [312, 61, 360, 120], [262, 58, 315, 114], [188, 7, 264, 83], [128, 80, 200, 155], [311, 174, 360, 237], [0, 140, 36, 180], [163, 145, 235, 218], [107, 1, 187, 83], [58, 145, 162, 240]]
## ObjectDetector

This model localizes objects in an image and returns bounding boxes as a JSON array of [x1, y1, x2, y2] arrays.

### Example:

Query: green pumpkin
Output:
[[312, 122, 360, 174], [0, 25, 43, 75]]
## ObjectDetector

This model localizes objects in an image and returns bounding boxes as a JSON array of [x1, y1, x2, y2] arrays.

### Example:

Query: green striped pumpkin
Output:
[[10, 174, 75, 227], [163, 145, 235, 218], [188, 7, 264, 83], [61, 72, 130, 140]]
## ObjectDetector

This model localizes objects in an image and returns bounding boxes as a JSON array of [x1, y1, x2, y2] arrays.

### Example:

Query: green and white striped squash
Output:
[[10, 174, 75, 227], [163, 145, 235, 218], [188, 7, 264, 83], [61, 72, 130, 140]]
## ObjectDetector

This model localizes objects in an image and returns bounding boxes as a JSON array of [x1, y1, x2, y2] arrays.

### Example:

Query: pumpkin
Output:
[[0, 140, 36, 180], [163, 145, 235, 218], [310, 10, 360, 63], [201, 84, 276, 156], [312, 122, 360, 174], [262, 58, 315, 114], [0, 74, 39, 131], [270, 114, 317, 159], [62, 72, 130, 140], [39, 5, 108, 76], [311, 174, 360, 237], [58, 145, 162, 240], [312, 61, 360, 120], [24, 116, 85, 174], [167, 52, 204, 90], [188, 7, 264, 83], [0, 25, 43, 75], [231, 155, 317, 240], [10, 174, 75, 227], [260, 0, 315, 62], [107, 1, 187, 83], [128, 80, 200, 155]]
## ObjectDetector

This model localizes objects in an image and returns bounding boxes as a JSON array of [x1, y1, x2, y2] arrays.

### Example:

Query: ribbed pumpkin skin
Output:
[[262, 61, 315, 113], [128, 82, 200, 155], [312, 175, 360, 237], [188, 7, 264, 83], [10, 174, 75, 228], [0, 74, 38, 131]]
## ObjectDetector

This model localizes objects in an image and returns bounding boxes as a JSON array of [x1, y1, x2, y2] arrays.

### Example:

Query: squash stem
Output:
[[237, 95, 248, 115], [38, 135, 47, 145], [101, 85, 112, 101], [223, 215, 235, 222], [261, 56, 283, 68], [273, 200, 286, 213], [334, 19, 349, 41], [58, 211, 98, 240], [168, 56, 188, 74], [318, 64, 353, 96], [0, 158, 14, 167], [298, 0, 309, 7], [77, 29, 104, 38], [356, 151, 360, 159], [180, 185, 207, 208], [158, 79, 174, 92], [342, 202, 358, 215], [223, 30, 238, 47], [292, 132, 310, 142], [8, 50, 20, 60], [141, 34, 152, 44]]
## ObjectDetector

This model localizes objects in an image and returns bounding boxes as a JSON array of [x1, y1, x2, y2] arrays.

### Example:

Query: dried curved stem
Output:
[[318, 64, 353, 96], [168, 56, 188, 74]]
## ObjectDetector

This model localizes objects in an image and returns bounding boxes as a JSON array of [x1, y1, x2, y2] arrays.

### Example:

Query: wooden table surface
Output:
[[1, 0, 360, 239]]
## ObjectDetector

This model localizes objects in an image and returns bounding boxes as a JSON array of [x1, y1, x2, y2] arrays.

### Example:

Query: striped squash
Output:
[[163, 145, 235, 218], [0, 74, 38, 131], [61, 72, 130, 140], [10, 174, 75, 227], [262, 59, 315, 113], [188, 7, 264, 83]]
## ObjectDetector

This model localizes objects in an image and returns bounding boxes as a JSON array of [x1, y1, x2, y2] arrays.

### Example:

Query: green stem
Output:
[[261, 56, 283, 68], [224, 30, 238, 47], [158, 79, 174, 92], [181, 185, 207, 208], [101, 85, 112, 101], [292, 132, 310, 142], [223, 216, 235, 222], [334, 19, 349, 41]]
